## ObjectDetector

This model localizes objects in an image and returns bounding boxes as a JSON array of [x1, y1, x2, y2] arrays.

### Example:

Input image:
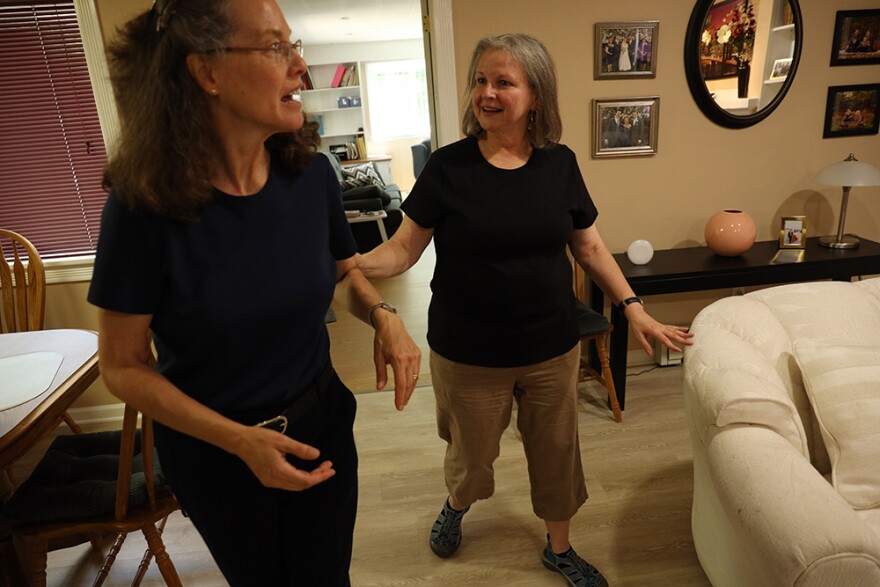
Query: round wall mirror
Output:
[[684, 0, 802, 128]]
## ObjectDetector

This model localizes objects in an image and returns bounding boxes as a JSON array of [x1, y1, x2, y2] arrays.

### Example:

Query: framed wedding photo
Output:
[[779, 216, 806, 249], [830, 9, 880, 66], [592, 96, 660, 158], [822, 83, 880, 138], [594, 21, 659, 79]]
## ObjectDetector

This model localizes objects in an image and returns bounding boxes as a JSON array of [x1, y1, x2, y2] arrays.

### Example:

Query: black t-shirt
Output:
[[401, 136, 598, 367], [87, 152, 357, 415]]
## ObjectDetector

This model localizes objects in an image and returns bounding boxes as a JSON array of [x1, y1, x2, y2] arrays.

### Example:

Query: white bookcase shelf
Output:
[[302, 61, 365, 152]]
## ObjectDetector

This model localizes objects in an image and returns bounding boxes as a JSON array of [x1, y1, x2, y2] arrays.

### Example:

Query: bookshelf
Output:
[[301, 61, 366, 152], [758, 1, 796, 109]]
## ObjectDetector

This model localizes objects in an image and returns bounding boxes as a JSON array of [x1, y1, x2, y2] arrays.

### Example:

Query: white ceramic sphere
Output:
[[626, 239, 654, 265]]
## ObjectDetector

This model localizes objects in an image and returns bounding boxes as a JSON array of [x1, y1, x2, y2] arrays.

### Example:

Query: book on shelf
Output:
[[303, 69, 314, 90], [340, 64, 355, 88], [355, 131, 367, 160], [330, 64, 347, 88]]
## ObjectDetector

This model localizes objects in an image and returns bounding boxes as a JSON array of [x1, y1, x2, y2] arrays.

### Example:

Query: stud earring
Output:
[[210, 88, 218, 95]]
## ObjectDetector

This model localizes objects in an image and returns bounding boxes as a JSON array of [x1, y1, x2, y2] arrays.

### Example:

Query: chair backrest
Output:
[[0, 228, 46, 333], [411, 138, 432, 178]]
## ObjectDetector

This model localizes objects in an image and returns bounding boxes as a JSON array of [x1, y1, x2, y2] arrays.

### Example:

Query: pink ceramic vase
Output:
[[704, 209, 756, 256]]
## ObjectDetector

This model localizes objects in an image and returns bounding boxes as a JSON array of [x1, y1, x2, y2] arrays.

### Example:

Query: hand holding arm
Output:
[[570, 226, 693, 355], [97, 309, 335, 491], [356, 217, 433, 278]]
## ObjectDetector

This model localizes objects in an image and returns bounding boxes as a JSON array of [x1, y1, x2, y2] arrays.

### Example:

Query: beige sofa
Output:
[[683, 278, 880, 587]]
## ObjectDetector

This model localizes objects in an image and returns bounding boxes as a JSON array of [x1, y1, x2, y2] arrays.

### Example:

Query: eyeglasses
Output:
[[215, 40, 303, 64]]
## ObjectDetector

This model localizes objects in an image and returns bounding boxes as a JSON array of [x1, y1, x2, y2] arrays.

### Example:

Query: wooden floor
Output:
[[5, 244, 711, 586]]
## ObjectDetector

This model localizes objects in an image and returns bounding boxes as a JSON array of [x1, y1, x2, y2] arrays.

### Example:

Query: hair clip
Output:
[[152, 0, 175, 33]]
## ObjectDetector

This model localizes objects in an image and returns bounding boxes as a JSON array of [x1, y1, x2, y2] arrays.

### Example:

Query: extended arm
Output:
[[356, 216, 434, 278], [97, 309, 335, 490], [570, 225, 692, 354]]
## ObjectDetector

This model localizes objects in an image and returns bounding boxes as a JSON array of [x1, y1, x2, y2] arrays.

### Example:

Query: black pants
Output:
[[155, 375, 358, 586]]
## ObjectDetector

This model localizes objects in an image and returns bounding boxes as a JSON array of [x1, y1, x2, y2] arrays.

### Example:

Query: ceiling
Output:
[[277, 0, 424, 45]]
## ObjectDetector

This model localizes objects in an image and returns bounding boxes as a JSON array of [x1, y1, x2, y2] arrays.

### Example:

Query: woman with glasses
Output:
[[87, 0, 421, 584]]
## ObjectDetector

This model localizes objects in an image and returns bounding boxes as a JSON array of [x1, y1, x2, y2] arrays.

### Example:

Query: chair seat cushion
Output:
[[3, 430, 165, 527], [575, 301, 609, 336]]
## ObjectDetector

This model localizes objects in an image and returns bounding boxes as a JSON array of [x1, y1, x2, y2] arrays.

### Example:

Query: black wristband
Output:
[[620, 296, 644, 308]]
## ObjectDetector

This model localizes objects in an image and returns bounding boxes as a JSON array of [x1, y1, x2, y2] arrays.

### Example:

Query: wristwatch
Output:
[[620, 296, 644, 309], [368, 301, 397, 326]]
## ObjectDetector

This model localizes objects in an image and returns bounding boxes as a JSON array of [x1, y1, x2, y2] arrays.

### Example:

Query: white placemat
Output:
[[0, 351, 64, 411]]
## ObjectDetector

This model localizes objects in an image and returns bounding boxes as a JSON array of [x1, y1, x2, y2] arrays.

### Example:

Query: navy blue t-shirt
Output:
[[87, 152, 357, 415], [401, 136, 598, 367]]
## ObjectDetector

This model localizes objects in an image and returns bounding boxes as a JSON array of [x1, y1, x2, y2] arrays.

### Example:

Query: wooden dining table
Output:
[[0, 329, 99, 481]]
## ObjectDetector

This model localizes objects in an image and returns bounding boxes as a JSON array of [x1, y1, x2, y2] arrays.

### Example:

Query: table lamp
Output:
[[814, 153, 880, 249]]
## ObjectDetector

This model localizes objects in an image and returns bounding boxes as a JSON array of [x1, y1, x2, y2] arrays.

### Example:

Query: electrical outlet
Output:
[[654, 337, 683, 366]]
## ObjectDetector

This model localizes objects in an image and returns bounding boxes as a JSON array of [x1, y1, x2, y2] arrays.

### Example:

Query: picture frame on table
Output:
[[769, 57, 792, 81], [592, 96, 659, 158], [779, 216, 806, 249], [822, 83, 880, 138], [594, 21, 659, 79], [830, 9, 880, 66]]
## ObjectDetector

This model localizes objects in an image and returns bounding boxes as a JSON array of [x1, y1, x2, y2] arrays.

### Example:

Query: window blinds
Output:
[[0, 1, 108, 259]]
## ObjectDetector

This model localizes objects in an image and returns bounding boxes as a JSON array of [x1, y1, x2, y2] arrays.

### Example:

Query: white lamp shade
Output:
[[815, 157, 880, 187]]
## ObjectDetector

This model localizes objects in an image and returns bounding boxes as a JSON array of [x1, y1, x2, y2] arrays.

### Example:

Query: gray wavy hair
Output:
[[460, 33, 562, 149]]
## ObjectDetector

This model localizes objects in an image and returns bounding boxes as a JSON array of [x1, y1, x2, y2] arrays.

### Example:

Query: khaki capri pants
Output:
[[430, 344, 588, 522]]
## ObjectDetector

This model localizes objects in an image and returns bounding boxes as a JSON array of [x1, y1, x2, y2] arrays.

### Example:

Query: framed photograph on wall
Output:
[[779, 216, 806, 249], [592, 96, 660, 158], [594, 21, 659, 79], [822, 83, 880, 138], [830, 9, 880, 66]]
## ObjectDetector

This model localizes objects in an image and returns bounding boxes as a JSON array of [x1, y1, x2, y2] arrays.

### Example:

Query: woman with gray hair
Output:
[[358, 33, 690, 586], [87, 0, 420, 584]]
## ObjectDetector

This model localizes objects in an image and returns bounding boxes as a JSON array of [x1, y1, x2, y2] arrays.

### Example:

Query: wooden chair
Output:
[[570, 253, 623, 423], [575, 302, 623, 423], [0, 229, 82, 492], [2, 401, 181, 586]]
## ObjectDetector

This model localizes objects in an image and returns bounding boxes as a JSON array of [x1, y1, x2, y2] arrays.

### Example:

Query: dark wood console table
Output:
[[589, 236, 880, 410]]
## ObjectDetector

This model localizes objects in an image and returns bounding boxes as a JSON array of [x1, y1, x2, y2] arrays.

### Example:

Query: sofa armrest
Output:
[[692, 425, 880, 587]]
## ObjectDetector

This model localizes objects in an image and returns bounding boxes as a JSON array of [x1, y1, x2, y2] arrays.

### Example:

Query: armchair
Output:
[[325, 154, 403, 253], [411, 138, 431, 179]]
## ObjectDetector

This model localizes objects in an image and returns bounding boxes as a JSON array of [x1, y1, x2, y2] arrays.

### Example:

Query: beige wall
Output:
[[451, 0, 880, 322], [55, 0, 880, 409]]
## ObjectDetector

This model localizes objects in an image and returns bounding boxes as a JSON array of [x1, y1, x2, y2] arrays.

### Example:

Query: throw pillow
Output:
[[340, 164, 385, 191], [793, 341, 880, 509]]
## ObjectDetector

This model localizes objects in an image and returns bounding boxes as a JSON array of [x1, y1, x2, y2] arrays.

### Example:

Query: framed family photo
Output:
[[779, 216, 806, 249], [592, 96, 660, 158], [822, 83, 880, 138], [594, 21, 659, 79], [830, 9, 880, 66]]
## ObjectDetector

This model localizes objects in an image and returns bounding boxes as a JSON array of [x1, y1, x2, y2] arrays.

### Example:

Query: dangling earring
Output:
[[527, 110, 536, 131]]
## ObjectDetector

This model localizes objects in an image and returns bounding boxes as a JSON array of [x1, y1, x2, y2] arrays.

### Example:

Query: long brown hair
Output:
[[103, 0, 320, 220], [460, 33, 562, 149]]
